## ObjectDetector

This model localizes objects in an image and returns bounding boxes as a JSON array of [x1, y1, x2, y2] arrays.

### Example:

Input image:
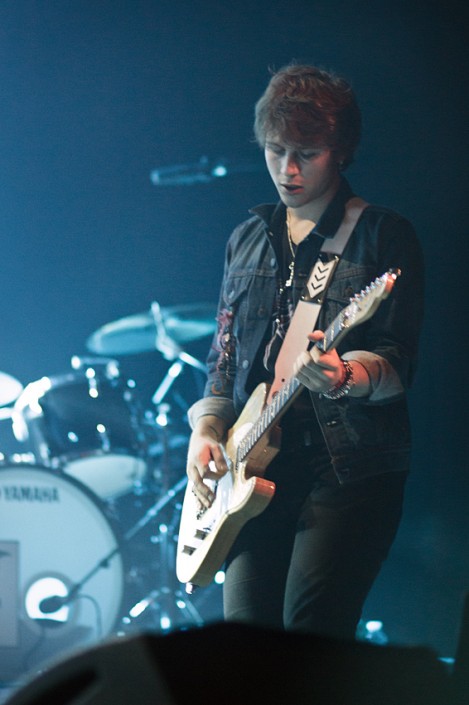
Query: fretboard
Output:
[[236, 375, 303, 464], [236, 303, 351, 464]]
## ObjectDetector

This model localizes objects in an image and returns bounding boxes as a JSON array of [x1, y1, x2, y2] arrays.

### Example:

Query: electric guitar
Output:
[[176, 269, 400, 587]]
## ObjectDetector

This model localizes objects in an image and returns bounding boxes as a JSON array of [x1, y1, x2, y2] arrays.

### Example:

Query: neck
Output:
[[287, 177, 340, 243], [286, 209, 314, 245]]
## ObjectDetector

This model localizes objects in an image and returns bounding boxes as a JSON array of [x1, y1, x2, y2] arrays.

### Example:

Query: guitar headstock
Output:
[[341, 269, 401, 330]]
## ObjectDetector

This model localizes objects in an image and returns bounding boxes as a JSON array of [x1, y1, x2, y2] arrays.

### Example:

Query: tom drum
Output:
[[12, 363, 147, 499]]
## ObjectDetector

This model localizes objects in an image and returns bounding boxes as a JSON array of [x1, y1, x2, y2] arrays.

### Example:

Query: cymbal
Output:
[[86, 303, 217, 356], [0, 371, 23, 407]]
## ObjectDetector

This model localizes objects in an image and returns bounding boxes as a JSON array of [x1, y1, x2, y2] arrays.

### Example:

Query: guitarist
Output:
[[186, 63, 424, 640]]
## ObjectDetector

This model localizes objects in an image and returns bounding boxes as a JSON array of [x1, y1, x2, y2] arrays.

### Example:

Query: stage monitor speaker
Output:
[[7, 621, 450, 705]]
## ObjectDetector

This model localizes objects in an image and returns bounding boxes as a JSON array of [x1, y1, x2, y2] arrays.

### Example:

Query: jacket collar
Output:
[[250, 177, 355, 240]]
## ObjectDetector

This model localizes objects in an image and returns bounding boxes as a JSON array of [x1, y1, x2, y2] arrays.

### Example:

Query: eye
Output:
[[299, 150, 321, 161], [266, 143, 284, 156]]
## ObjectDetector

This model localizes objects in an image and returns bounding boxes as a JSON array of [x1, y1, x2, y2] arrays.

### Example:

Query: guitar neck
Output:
[[315, 310, 352, 354], [236, 376, 303, 463], [237, 325, 344, 464], [237, 269, 399, 465]]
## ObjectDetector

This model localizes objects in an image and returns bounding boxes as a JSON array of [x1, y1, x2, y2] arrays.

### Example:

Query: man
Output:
[[185, 64, 424, 639]]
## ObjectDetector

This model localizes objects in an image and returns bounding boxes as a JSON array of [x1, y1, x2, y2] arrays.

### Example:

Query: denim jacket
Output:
[[189, 179, 424, 483]]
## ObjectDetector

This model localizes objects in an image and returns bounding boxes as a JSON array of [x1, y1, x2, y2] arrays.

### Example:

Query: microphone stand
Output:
[[39, 550, 120, 614]]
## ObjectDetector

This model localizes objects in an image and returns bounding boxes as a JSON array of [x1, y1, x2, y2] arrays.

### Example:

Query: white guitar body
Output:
[[176, 383, 277, 587]]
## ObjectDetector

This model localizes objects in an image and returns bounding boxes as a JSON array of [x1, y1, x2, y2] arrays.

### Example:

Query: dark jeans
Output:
[[223, 441, 407, 640]]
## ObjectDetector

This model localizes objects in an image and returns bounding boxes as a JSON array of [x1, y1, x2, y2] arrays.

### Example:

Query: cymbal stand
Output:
[[150, 300, 207, 402], [120, 302, 207, 632]]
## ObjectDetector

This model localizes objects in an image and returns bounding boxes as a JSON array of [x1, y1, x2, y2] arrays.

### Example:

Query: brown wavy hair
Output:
[[254, 64, 361, 169]]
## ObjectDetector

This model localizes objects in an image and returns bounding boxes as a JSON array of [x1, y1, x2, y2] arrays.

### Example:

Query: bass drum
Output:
[[0, 463, 125, 680], [12, 364, 147, 500]]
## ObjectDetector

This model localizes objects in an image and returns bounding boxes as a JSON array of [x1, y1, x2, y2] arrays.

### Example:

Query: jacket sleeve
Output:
[[342, 211, 425, 403], [187, 233, 238, 430]]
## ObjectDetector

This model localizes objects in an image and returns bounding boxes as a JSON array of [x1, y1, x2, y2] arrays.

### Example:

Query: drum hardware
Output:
[[143, 300, 208, 485], [106, 302, 212, 632], [145, 331, 204, 488], [70, 354, 120, 379], [117, 358, 207, 631], [151, 350, 207, 409], [118, 476, 206, 632]]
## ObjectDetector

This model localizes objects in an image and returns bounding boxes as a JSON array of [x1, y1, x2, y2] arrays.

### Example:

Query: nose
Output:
[[280, 152, 300, 176]]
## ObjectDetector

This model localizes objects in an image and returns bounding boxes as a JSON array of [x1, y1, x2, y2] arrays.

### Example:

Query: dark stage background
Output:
[[0, 0, 468, 669]]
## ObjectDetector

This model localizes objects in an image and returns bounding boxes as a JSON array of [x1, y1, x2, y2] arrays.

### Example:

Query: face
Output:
[[264, 137, 341, 213]]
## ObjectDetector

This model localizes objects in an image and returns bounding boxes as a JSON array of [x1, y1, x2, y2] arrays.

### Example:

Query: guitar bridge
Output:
[[196, 507, 207, 520]]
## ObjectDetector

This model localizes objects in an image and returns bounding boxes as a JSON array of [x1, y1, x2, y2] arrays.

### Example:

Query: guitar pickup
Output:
[[195, 528, 210, 540], [180, 527, 210, 556], [181, 545, 196, 555]]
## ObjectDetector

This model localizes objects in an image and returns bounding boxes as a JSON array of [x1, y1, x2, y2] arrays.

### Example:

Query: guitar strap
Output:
[[267, 197, 368, 401]]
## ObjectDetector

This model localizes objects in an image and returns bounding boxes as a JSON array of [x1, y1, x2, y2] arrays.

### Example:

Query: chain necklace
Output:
[[285, 208, 296, 287]]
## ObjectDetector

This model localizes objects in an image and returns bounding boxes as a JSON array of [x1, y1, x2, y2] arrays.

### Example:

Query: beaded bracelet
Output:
[[321, 359, 354, 400]]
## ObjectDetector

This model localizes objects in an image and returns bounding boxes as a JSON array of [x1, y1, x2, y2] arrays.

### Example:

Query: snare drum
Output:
[[12, 365, 147, 499], [0, 463, 125, 678]]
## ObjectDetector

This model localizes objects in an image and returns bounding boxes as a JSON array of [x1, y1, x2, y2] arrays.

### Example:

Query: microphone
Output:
[[150, 156, 227, 186], [37, 550, 120, 617], [39, 594, 70, 614], [150, 156, 263, 187]]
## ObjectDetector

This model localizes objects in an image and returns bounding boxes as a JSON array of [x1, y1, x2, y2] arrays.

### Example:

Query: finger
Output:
[[293, 350, 312, 376], [298, 348, 336, 373], [207, 444, 228, 475], [295, 354, 340, 391], [295, 362, 323, 389], [191, 471, 215, 507], [314, 356, 337, 372], [307, 330, 325, 342]]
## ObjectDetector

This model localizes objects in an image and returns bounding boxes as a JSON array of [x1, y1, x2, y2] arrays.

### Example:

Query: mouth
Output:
[[280, 183, 303, 193]]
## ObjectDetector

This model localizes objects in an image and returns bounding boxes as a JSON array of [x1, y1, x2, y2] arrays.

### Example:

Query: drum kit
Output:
[[0, 301, 223, 680]]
